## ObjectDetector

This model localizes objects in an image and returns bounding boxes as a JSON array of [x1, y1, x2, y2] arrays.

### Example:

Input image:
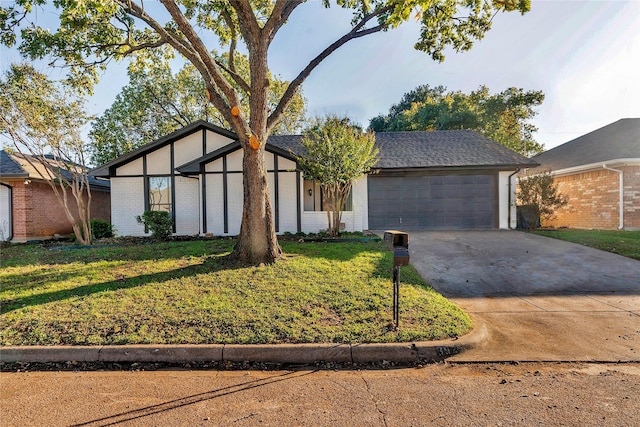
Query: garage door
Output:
[[368, 173, 497, 230]]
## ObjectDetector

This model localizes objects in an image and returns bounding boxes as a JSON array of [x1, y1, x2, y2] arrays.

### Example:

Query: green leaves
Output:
[[370, 84, 545, 157], [517, 170, 569, 227], [299, 115, 378, 186]]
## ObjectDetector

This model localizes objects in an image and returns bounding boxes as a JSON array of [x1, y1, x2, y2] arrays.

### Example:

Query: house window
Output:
[[148, 176, 172, 212], [303, 180, 353, 212]]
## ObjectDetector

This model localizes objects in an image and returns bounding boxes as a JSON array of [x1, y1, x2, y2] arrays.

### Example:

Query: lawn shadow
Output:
[[0, 239, 236, 268], [0, 254, 244, 313]]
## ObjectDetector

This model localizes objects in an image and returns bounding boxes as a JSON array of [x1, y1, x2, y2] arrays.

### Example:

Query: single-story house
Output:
[[526, 118, 640, 230], [89, 120, 538, 237], [0, 149, 111, 242]]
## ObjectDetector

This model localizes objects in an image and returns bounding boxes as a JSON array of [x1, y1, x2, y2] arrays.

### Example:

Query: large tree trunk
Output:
[[232, 137, 282, 264]]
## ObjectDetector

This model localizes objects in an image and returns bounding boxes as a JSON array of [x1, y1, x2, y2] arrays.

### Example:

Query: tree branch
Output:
[[159, 0, 244, 131], [267, 6, 390, 131]]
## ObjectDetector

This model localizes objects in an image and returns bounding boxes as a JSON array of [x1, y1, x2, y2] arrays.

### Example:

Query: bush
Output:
[[136, 211, 173, 239], [90, 219, 114, 239]]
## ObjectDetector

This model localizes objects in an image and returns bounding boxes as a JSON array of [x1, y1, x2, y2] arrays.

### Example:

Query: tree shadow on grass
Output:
[[0, 253, 244, 313], [0, 239, 236, 268]]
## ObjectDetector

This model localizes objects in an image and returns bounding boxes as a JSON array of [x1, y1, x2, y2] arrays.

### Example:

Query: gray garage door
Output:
[[368, 173, 497, 230]]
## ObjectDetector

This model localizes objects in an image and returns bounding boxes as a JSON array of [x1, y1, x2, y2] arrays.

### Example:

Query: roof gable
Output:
[[90, 120, 237, 177], [532, 118, 640, 171]]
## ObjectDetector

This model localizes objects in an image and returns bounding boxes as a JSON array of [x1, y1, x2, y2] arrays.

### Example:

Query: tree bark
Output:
[[233, 139, 282, 264]]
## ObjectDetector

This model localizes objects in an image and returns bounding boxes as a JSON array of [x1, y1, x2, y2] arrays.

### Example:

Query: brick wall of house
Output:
[[2, 179, 111, 241], [545, 165, 640, 230]]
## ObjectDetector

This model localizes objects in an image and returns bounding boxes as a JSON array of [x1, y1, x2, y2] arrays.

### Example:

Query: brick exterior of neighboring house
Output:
[[526, 119, 640, 230], [0, 150, 111, 242]]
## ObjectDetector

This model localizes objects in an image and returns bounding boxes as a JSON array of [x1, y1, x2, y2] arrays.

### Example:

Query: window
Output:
[[148, 176, 172, 212], [303, 180, 352, 212]]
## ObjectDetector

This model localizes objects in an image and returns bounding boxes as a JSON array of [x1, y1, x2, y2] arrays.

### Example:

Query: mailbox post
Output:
[[383, 230, 409, 328]]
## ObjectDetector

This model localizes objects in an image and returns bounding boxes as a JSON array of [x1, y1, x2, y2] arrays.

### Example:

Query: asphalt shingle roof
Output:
[[0, 149, 110, 190], [0, 149, 28, 177], [531, 118, 640, 171], [268, 130, 538, 170]]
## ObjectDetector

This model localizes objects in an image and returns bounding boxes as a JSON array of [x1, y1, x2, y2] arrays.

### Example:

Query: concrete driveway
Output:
[[407, 230, 640, 362]]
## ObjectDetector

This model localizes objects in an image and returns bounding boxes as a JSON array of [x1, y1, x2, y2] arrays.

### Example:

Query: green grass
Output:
[[0, 239, 472, 346], [531, 229, 640, 260]]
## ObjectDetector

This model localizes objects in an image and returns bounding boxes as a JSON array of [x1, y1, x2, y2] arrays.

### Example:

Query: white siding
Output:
[[0, 184, 11, 241], [206, 129, 234, 153], [226, 150, 243, 172], [227, 174, 243, 235], [116, 157, 143, 176], [277, 172, 298, 233], [499, 171, 516, 229], [146, 145, 171, 175], [278, 157, 296, 170], [206, 174, 225, 235], [175, 176, 200, 235], [174, 131, 203, 167], [111, 177, 146, 236]]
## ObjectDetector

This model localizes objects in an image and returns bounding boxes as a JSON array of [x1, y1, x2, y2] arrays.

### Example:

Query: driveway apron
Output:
[[407, 230, 640, 362]]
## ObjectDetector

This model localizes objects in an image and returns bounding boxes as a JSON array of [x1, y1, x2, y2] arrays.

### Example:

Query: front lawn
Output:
[[0, 239, 472, 346], [531, 229, 640, 260]]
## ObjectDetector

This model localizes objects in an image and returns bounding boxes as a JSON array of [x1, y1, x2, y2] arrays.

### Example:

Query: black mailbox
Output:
[[393, 247, 410, 266], [384, 230, 410, 266], [383, 230, 409, 251]]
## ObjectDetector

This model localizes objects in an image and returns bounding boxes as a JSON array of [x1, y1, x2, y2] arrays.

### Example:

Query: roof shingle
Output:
[[268, 130, 537, 169], [531, 118, 640, 171]]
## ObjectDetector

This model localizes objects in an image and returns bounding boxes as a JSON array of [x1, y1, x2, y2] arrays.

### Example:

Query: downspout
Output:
[[602, 164, 624, 230], [507, 169, 520, 230]]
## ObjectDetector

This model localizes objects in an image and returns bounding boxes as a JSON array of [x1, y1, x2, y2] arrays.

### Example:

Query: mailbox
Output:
[[384, 230, 410, 328], [383, 230, 409, 251], [384, 230, 410, 266], [393, 247, 410, 266]]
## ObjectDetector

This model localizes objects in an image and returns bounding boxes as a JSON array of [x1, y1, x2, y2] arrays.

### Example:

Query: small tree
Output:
[[0, 64, 94, 244], [517, 170, 568, 229], [297, 116, 378, 236]]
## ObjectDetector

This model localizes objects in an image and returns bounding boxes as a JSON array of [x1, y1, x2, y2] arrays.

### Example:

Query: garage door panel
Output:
[[368, 173, 497, 230]]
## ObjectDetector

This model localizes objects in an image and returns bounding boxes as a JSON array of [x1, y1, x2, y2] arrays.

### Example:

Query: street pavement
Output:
[[2, 362, 639, 426]]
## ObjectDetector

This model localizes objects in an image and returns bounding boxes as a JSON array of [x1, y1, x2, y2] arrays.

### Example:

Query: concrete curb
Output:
[[0, 334, 483, 365], [0, 318, 488, 366]]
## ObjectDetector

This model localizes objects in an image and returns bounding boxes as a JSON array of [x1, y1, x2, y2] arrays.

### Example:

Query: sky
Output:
[[1, 0, 639, 151]]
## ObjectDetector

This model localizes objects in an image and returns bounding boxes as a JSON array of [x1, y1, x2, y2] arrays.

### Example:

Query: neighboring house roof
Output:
[[0, 149, 28, 178], [268, 130, 538, 170], [0, 149, 110, 190], [531, 118, 640, 172]]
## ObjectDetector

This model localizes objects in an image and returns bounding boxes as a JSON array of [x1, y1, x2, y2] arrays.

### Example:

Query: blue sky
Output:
[[1, 0, 639, 150]]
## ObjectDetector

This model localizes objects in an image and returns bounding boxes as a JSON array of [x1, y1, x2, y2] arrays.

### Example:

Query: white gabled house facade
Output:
[[91, 121, 368, 237], [91, 121, 536, 237]]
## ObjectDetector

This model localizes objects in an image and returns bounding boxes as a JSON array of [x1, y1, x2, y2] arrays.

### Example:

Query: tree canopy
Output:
[[370, 85, 545, 157], [0, 64, 94, 244], [1, 0, 531, 264], [89, 54, 307, 166], [297, 115, 378, 236]]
